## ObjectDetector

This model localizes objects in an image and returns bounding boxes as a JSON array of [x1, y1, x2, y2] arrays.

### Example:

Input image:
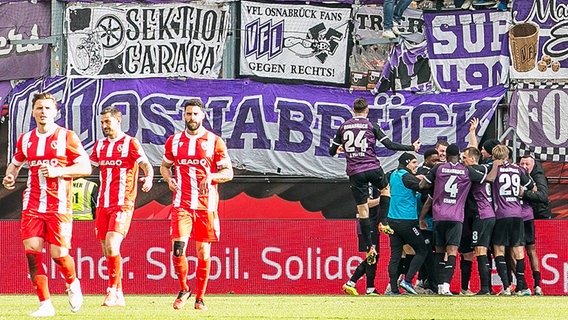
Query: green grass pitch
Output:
[[1, 294, 567, 319]]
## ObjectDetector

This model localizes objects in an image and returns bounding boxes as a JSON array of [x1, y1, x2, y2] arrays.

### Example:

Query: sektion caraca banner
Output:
[[65, 2, 229, 78], [7, 77, 504, 179]]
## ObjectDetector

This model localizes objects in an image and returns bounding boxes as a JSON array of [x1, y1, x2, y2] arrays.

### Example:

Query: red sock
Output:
[[195, 258, 211, 300], [26, 250, 50, 301], [107, 255, 121, 289], [53, 255, 76, 285], [173, 256, 189, 291]]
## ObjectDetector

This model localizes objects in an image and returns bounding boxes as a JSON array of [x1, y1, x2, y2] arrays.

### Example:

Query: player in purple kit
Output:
[[330, 97, 420, 265], [461, 146, 495, 295], [418, 144, 490, 295], [488, 145, 534, 296]]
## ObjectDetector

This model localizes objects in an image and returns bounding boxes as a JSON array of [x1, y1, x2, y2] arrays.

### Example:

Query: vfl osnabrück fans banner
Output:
[[0, 1, 51, 81], [65, 2, 229, 78], [424, 10, 510, 92], [510, 1, 568, 79], [238, 1, 351, 85], [509, 85, 568, 162], [8, 77, 505, 179]]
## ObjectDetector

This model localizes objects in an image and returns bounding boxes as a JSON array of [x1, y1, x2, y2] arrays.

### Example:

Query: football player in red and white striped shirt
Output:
[[90, 106, 154, 307], [160, 98, 233, 311], [3, 92, 91, 317]]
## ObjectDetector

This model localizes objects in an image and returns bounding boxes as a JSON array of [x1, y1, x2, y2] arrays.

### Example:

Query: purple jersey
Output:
[[521, 200, 534, 221], [424, 162, 485, 222], [333, 117, 384, 176], [469, 164, 495, 220], [492, 162, 533, 219]]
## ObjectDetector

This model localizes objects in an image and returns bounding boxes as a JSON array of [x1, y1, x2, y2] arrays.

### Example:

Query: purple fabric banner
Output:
[[0, 2, 51, 81], [8, 77, 504, 179], [424, 9, 510, 92], [0, 80, 11, 103], [509, 87, 568, 149], [510, 0, 568, 79]]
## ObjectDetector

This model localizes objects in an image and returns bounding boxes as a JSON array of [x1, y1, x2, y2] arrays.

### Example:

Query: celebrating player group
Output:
[[3, 94, 548, 317]]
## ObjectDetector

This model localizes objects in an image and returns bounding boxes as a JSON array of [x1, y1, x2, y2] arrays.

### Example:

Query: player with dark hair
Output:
[[330, 97, 420, 267], [419, 144, 491, 295], [385, 152, 427, 295], [487, 145, 534, 296], [161, 98, 233, 311], [90, 106, 154, 306], [2, 92, 91, 316], [461, 146, 495, 295]]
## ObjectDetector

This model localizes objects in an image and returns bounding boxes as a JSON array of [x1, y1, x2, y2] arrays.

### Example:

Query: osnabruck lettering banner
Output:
[[238, 1, 351, 85], [65, 2, 229, 78], [8, 77, 504, 179], [424, 9, 510, 92]]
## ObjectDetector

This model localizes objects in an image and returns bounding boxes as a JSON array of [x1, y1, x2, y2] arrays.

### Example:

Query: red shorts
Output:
[[170, 207, 219, 242], [21, 210, 73, 249], [95, 206, 134, 241]]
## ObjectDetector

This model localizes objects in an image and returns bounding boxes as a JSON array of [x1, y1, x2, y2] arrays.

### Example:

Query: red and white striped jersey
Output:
[[90, 133, 149, 208], [11, 125, 89, 214], [163, 129, 231, 211]]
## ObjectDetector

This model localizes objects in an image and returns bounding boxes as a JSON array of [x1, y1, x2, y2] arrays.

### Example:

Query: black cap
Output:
[[398, 152, 417, 166], [446, 144, 460, 157], [482, 139, 500, 155]]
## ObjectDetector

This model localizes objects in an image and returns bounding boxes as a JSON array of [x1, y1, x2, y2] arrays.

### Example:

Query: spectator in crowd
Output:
[[161, 98, 233, 311], [2, 92, 90, 316], [90, 106, 154, 306], [382, 0, 414, 39]]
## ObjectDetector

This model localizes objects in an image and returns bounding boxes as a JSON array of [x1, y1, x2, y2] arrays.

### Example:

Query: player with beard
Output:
[[161, 98, 233, 311], [90, 106, 154, 306]]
